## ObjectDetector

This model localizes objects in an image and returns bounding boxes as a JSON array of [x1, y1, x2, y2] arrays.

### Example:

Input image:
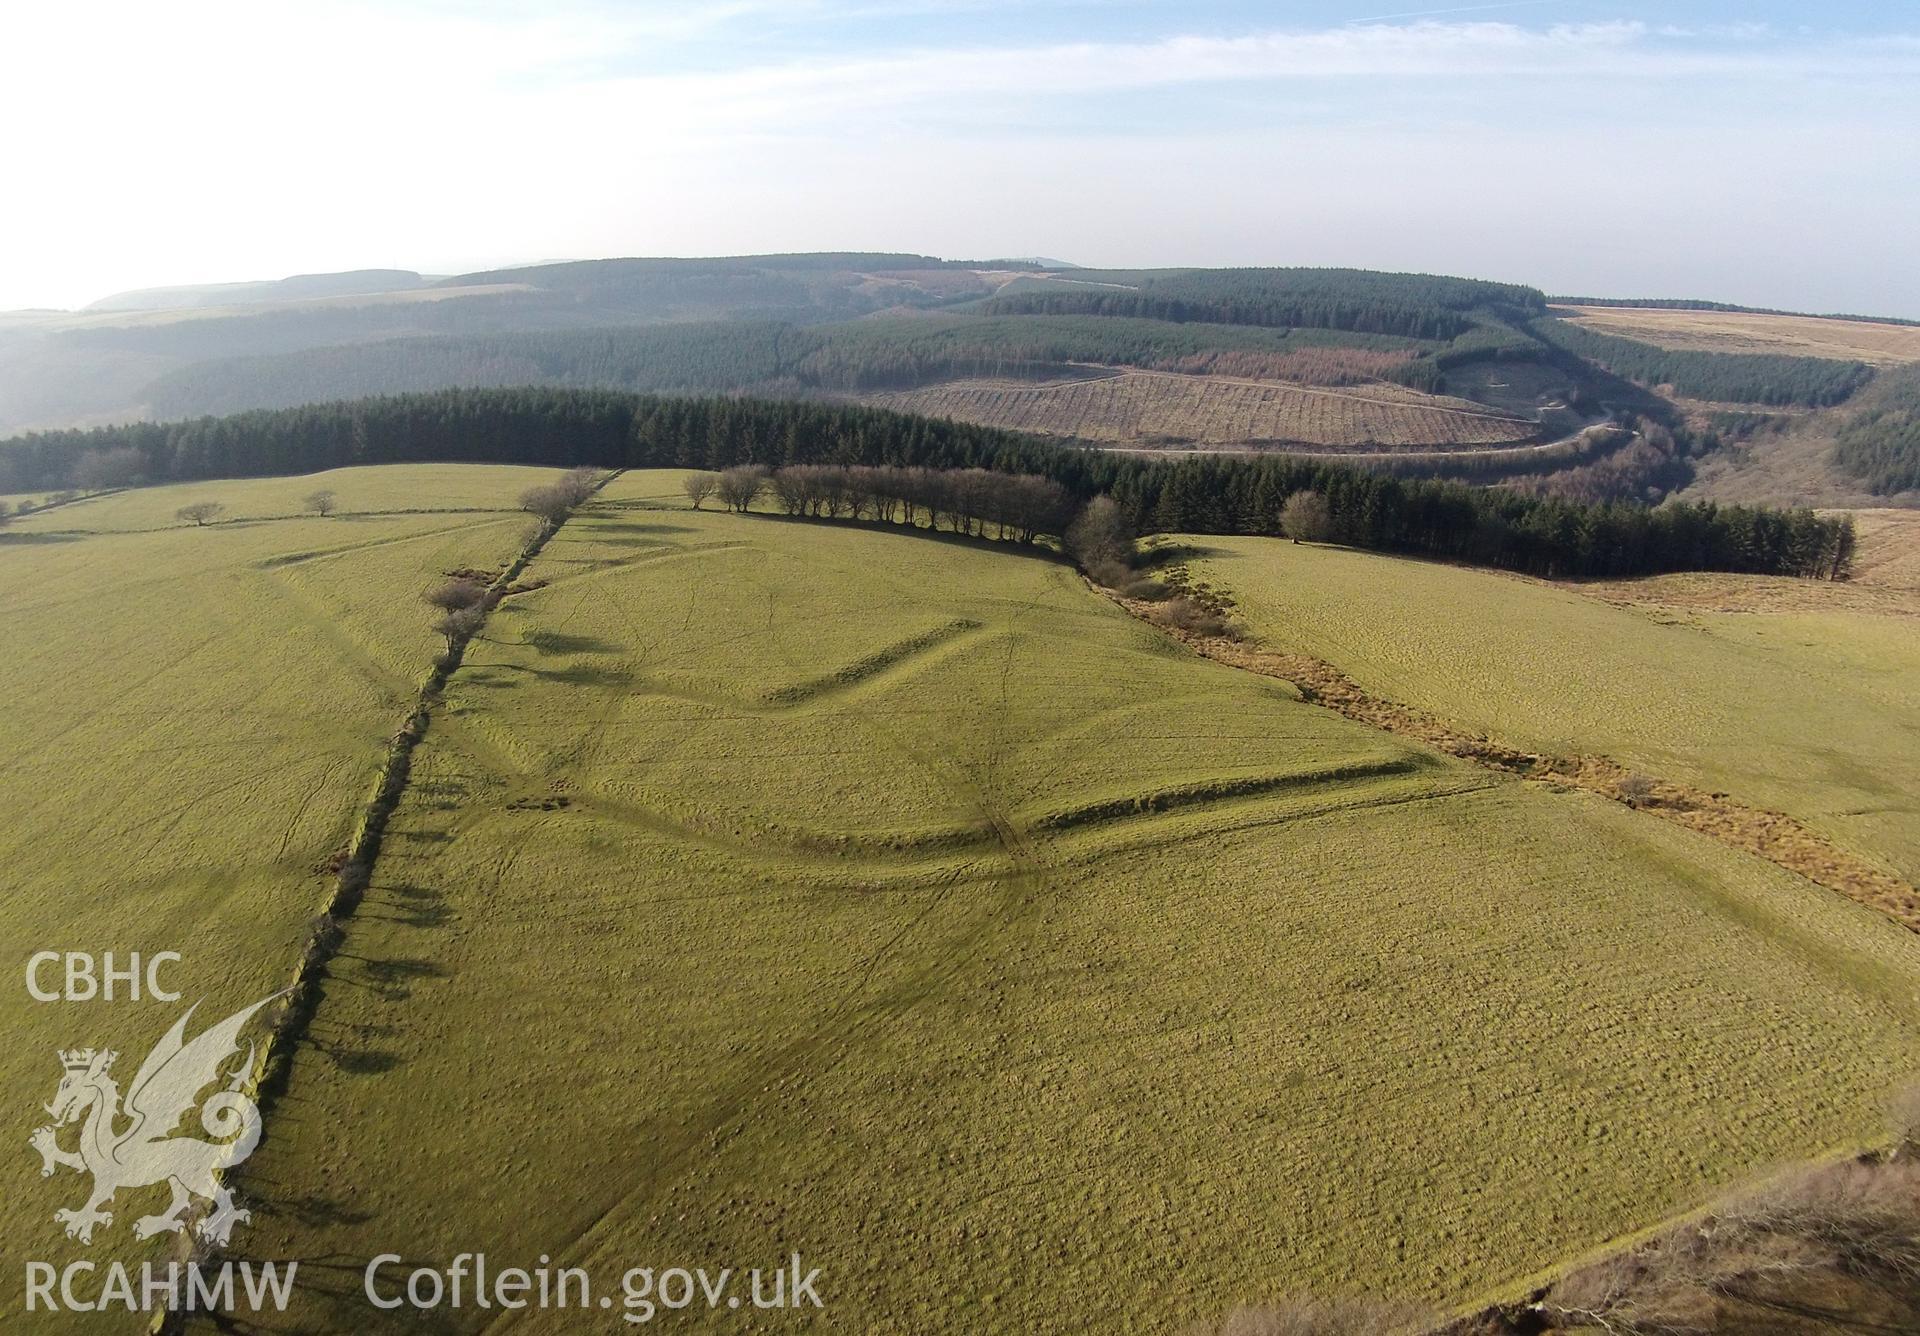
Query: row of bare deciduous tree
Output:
[[421, 468, 602, 662], [683, 464, 1075, 545], [519, 466, 599, 525]]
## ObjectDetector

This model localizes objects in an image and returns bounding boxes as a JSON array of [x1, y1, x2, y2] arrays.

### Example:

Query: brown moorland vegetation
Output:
[[866, 367, 1537, 450], [1557, 305, 1920, 365]]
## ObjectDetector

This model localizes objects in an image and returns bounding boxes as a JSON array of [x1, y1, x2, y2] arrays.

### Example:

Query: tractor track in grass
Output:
[[477, 549, 1074, 1326], [157, 472, 622, 1334]]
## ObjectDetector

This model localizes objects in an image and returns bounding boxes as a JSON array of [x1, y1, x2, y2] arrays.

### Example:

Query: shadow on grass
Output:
[[523, 629, 620, 655], [357, 956, 451, 1001], [363, 881, 454, 930], [1138, 540, 1233, 569], [470, 660, 634, 689], [571, 531, 686, 547]]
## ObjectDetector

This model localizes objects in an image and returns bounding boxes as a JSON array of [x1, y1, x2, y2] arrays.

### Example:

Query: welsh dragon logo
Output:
[[29, 994, 277, 1246]]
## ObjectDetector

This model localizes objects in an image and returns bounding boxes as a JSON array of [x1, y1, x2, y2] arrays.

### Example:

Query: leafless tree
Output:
[[304, 489, 338, 517], [423, 578, 488, 612], [757, 464, 1080, 548], [1066, 495, 1134, 573], [175, 501, 225, 527], [769, 469, 810, 515], [682, 472, 719, 510], [433, 605, 487, 656], [1616, 773, 1658, 807], [1280, 490, 1333, 544], [522, 468, 600, 525], [715, 465, 766, 512], [1544, 1154, 1920, 1334], [519, 484, 572, 525]]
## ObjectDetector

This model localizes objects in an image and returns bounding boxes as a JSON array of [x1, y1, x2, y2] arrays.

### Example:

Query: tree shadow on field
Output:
[[257, 1189, 375, 1230], [459, 672, 523, 691], [578, 530, 686, 547], [1139, 540, 1232, 569], [211, 1251, 464, 1332], [354, 956, 450, 1001], [404, 780, 469, 813], [579, 512, 694, 534], [360, 881, 455, 931], [299, 1013, 407, 1076], [746, 510, 1080, 568], [523, 629, 620, 655], [541, 663, 634, 688], [481, 659, 635, 689]]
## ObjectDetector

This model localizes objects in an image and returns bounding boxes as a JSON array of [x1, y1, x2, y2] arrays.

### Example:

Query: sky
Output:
[[2, 1, 1917, 314]]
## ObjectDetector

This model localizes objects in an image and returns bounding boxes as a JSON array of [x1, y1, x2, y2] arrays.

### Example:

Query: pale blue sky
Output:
[[3, 2, 1915, 313]]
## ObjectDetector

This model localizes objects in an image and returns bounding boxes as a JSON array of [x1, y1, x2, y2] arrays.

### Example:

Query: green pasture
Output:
[[1186, 538, 1920, 884], [218, 473, 1920, 1332], [0, 465, 538, 1326]]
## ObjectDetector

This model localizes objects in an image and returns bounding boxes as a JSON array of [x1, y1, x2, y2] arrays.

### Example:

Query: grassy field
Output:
[[0, 465, 553, 1323], [1851, 508, 1920, 591], [196, 472, 1920, 1332], [1556, 306, 1920, 365], [865, 367, 1538, 450], [1185, 537, 1920, 886]]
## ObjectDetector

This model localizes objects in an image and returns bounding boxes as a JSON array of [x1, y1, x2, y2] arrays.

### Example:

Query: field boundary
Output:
[[1105, 581, 1920, 935], [153, 471, 620, 1334]]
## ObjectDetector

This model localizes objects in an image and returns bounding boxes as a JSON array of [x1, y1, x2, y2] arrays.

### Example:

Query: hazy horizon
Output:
[[7, 1, 1918, 318]]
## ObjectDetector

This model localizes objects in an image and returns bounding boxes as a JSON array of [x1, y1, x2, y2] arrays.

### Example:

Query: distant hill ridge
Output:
[[0, 253, 1908, 507], [88, 269, 428, 312], [1550, 296, 1920, 328]]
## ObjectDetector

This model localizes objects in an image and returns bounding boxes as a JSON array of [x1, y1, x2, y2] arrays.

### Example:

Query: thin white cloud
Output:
[[1346, 2, 1561, 25], [0, 5, 1916, 309], [561, 20, 1920, 137]]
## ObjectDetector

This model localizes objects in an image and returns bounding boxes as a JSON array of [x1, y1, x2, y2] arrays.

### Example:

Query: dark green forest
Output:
[[5, 259, 1907, 514], [1833, 365, 1920, 493], [982, 267, 1546, 340], [142, 316, 1436, 418], [1, 388, 1851, 580]]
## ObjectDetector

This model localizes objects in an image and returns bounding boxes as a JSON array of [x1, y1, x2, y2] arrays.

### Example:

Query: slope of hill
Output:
[[1676, 363, 1920, 507], [9, 465, 1914, 1332], [1184, 537, 1920, 883], [0, 255, 1040, 433], [87, 268, 432, 312], [132, 315, 1442, 419], [865, 367, 1541, 450], [982, 265, 1546, 339], [1554, 304, 1920, 365], [0, 464, 545, 1322], [1, 387, 1854, 581], [4, 256, 1917, 508]]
